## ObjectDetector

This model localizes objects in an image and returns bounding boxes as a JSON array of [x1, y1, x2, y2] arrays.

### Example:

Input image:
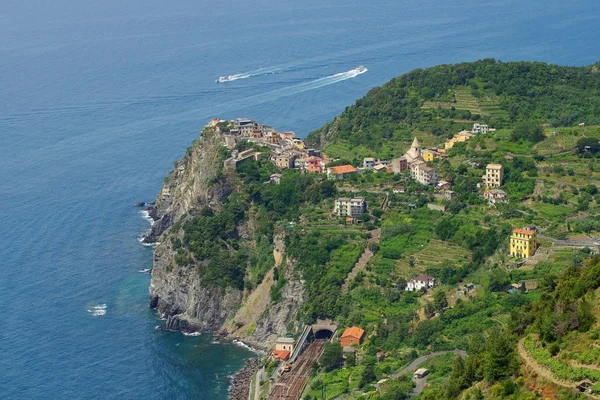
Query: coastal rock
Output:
[[229, 359, 260, 400], [150, 240, 242, 331], [142, 131, 234, 244], [147, 128, 304, 350]]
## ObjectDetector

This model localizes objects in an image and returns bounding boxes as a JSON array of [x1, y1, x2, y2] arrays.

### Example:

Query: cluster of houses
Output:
[[444, 123, 492, 150], [214, 118, 331, 174]]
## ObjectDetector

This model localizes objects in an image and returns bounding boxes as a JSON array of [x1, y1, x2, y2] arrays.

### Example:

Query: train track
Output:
[[269, 339, 325, 400]]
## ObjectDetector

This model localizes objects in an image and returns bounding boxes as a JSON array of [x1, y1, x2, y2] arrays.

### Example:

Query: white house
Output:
[[472, 123, 489, 135], [405, 274, 435, 291], [334, 197, 367, 217]]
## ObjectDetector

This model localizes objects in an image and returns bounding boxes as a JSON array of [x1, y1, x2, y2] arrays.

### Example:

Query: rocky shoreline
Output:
[[229, 359, 260, 400]]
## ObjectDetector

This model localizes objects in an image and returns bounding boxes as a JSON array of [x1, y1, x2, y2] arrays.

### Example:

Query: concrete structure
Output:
[[363, 157, 375, 169], [510, 228, 537, 259], [484, 188, 507, 206], [443, 190, 455, 201], [311, 320, 337, 340], [273, 153, 298, 169], [406, 274, 435, 291], [270, 173, 282, 185], [411, 161, 439, 186], [327, 165, 358, 180], [373, 164, 388, 173], [485, 164, 504, 188], [414, 368, 430, 379], [334, 197, 367, 217], [223, 150, 262, 171], [340, 327, 365, 347], [275, 337, 295, 352], [392, 186, 406, 194], [472, 123, 489, 134], [427, 203, 446, 212]]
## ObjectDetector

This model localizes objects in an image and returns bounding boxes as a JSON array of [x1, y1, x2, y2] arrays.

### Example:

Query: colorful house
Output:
[[422, 149, 436, 162], [510, 228, 536, 258], [327, 165, 358, 180], [485, 164, 504, 188], [340, 327, 365, 347]]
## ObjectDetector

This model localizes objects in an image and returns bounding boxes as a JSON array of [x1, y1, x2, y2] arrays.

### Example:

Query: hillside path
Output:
[[341, 228, 380, 293]]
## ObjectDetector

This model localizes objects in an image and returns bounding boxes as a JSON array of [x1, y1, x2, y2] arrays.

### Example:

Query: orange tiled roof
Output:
[[329, 165, 357, 174], [513, 228, 534, 235], [341, 326, 365, 339], [273, 350, 290, 361]]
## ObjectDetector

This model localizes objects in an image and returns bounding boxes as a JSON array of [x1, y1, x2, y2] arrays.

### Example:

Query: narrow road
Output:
[[376, 350, 466, 390]]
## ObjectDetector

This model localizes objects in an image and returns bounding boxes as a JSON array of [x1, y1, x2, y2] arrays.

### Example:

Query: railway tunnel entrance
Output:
[[311, 320, 337, 341]]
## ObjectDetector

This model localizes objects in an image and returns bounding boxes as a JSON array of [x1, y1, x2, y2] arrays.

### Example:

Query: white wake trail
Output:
[[224, 66, 368, 108]]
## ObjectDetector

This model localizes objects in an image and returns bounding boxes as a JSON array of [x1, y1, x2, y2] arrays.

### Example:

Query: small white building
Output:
[[363, 157, 375, 169], [472, 123, 489, 135], [270, 174, 282, 185], [334, 197, 367, 217], [405, 274, 435, 291]]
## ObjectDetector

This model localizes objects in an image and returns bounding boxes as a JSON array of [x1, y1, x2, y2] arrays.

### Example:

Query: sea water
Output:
[[1, 0, 598, 398]]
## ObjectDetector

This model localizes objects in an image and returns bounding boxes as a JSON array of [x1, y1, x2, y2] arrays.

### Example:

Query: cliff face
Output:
[[143, 131, 233, 244], [146, 129, 304, 349]]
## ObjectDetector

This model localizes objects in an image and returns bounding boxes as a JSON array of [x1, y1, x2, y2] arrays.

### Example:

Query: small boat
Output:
[[139, 268, 152, 274], [355, 65, 367, 74], [216, 75, 234, 83]]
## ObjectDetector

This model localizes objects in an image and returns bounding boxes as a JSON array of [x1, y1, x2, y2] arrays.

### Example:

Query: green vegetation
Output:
[[307, 60, 600, 159]]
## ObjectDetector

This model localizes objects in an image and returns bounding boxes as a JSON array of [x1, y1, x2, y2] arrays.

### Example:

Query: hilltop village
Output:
[[147, 61, 600, 400], [207, 117, 567, 399]]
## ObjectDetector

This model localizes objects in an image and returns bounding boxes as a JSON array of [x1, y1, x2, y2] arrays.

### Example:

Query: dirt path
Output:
[[341, 228, 380, 293]]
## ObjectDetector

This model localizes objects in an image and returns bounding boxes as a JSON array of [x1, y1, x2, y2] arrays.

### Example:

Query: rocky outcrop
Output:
[[146, 128, 305, 347], [150, 238, 243, 333], [229, 359, 260, 400], [222, 233, 305, 349], [143, 131, 234, 244]]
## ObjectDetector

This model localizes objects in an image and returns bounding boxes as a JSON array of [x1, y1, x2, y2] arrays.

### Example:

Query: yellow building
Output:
[[422, 149, 436, 162], [445, 138, 457, 150], [485, 164, 504, 188], [510, 228, 536, 258]]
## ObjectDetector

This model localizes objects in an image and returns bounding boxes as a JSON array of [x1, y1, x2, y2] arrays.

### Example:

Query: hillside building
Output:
[[422, 149, 436, 162], [411, 161, 439, 186], [472, 123, 489, 134], [485, 164, 504, 188], [334, 197, 367, 217], [510, 228, 537, 259], [406, 274, 435, 291], [327, 165, 358, 180], [484, 188, 508, 206], [340, 327, 365, 347]]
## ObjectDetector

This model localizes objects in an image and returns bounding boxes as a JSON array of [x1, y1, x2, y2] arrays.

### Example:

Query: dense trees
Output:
[[306, 60, 600, 158]]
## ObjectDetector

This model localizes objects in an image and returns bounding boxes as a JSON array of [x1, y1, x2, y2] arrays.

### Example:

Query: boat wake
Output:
[[216, 66, 283, 83], [87, 303, 107, 317]]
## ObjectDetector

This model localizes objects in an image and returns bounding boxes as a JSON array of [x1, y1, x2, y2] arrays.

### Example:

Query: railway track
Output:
[[269, 339, 325, 400]]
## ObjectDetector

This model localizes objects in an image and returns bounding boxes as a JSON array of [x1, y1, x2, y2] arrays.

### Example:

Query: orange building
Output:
[[307, 157, 323, 174], [340, 326, 365, 347]]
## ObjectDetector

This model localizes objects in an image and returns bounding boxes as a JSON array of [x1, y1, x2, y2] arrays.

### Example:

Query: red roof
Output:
[[413, 274, 434, 281], [273, 350, 290, 361], [341, 326, 365, 339], [329, 165, 357, 174], [514, 228, 534, 235]]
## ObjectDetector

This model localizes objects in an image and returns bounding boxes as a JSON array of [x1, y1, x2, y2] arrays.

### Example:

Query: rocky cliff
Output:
[[145, 127, 304, 350]]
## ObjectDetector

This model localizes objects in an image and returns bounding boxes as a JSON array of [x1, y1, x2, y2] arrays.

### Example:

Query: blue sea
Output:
[[1, 0, 598, 398]]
